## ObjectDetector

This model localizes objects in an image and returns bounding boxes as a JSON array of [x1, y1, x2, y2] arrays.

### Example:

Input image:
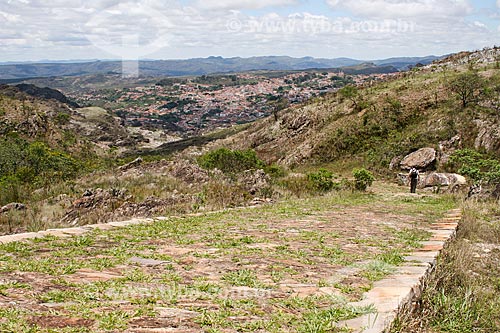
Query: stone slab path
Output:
[[0, 203, 461, 332], [338, 208, 461, 332]]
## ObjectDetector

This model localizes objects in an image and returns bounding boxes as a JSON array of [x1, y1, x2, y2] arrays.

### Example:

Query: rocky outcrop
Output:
[[118, 157, 143, 172], [61, 188, 129, 224], [438, 135, 461, 166], [61, 188, 193, 225], [116, 195, 193, 217], [168, 159, 210, 184], [400, 148, 436, 170], [474, 119, 500, 153]]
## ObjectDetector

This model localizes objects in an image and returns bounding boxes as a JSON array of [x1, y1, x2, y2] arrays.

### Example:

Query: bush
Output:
[[264, 164, 286, 178], [448, 149, 500, 183], [201, 180, 250, 209], [307, 168, 339, 192], [198, 148, 265, 175], [281, 169, 343, 197], [353, 168, 375, 191], [0, 139, 81, 189]]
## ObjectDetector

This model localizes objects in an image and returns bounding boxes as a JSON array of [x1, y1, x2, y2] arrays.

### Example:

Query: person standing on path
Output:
[[409, 167, 419, 193]]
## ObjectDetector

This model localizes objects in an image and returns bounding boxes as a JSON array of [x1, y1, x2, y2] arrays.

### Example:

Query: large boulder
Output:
[[423, 173, 466, 188], [397, 172, 466, 191], [400, 148, 436, 170], [0, 203, 26, 214]]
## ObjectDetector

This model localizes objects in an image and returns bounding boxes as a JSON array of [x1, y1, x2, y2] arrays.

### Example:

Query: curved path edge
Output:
[[337, 208, 462, 333], [0, 207, 462, 333]]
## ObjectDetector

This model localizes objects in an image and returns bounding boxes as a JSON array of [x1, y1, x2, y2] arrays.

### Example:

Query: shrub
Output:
[[201, 180, 250, 209], [353, 168, 375, 191], [264, 164, 286, 178], [198, 148, 266, 175], [281, 169, 343, 197], [0, 139, 81, 189], [307, 168, 339, 192], [448, 149, 500, 183]]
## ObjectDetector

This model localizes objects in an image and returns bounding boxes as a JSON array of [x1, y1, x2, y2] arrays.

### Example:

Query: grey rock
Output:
[[0, 203, 26, 214], [400, 148, 436, 170], [423, 172, 466, 188], [438, 135, 461, 166]]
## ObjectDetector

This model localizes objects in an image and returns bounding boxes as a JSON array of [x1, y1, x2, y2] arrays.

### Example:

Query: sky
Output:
[[0, 0, 499, 62]]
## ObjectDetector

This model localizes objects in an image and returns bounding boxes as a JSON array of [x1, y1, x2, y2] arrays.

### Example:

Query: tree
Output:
[[338, 85, 359, 110], [269, 96, 289, 122], [447, 72, 485, 108]]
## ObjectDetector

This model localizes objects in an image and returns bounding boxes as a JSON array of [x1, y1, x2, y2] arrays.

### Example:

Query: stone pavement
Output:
[[338, 208, 462, 333], [0, 207, 462, 333]]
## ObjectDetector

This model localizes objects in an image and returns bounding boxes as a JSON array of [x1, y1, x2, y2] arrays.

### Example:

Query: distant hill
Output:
[[0, 55, 441, 80]]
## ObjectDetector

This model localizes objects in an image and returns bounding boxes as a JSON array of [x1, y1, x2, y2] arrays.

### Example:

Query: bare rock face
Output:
[[474, 119, 500, 153], [400, 148, 436, 170], [169, 159, 210, 184]]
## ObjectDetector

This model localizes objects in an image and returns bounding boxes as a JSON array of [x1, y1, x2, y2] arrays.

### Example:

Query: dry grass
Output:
[[392, 198, 500, 333]]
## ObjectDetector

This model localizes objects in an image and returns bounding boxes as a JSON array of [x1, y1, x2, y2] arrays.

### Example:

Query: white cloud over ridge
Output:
[[0, 0, 497, 62], [194, 0, 297, 11], [326, 0, 472, 18]]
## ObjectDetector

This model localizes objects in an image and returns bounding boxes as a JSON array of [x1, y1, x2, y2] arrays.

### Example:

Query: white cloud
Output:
[[326, 0, 472, 19], [194, 0, 297, 11], [0, 10, 21, 22], [473, 21, 486, 29], [0, 0, 496, 62], [497, 0, 500, 8]]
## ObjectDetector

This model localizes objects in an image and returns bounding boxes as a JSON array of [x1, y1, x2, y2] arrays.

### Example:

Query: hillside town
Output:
[[72, 71, 395, 136]]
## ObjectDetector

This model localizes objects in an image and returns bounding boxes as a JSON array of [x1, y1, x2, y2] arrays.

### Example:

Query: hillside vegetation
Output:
[[0, 48, 499, 332], [0, 47, 499, 235], [214, 47, 499, 174], [0, 84, 148, 229]]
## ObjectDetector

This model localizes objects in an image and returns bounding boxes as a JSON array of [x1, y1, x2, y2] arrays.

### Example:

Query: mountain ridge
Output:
[[0, 55, 442, 80]]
